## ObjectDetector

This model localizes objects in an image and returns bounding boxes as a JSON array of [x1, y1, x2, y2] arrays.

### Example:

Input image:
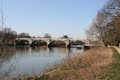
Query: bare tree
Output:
[[0, 1, 17, 79], [86, 0, 120, 46]]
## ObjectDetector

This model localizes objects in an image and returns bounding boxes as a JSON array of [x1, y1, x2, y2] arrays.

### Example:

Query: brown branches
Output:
[[86, 0, 120, 46]]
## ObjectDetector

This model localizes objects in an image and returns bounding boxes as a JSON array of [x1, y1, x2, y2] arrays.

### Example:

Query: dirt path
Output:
[[113, 46, 120, 53]]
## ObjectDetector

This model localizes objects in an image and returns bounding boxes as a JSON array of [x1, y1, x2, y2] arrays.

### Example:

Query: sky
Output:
[[0, 0, 108, 39]]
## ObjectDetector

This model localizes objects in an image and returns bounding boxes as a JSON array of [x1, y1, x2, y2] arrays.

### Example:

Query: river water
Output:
[[0, 46, 83, 78]]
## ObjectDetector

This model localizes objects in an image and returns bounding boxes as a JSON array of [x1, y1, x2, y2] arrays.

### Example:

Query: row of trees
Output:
[[86, 0, 120, 46], [17, 33, 70, 38]]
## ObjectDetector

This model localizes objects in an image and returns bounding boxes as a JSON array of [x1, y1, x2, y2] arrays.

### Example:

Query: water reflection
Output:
[[0, 46, 83, 78]]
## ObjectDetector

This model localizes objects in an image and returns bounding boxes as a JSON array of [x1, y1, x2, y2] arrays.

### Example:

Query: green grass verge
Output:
[[108, 48, 120, 80]]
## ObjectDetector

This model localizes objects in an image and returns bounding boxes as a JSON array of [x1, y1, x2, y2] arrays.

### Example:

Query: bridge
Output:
[[15, 37, 88, 47]]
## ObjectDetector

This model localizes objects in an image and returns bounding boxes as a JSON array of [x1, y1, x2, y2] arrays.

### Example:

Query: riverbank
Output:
[[12, 47, 120, 80], [19, 47, 111, 80], [39, 47, 113, 80]]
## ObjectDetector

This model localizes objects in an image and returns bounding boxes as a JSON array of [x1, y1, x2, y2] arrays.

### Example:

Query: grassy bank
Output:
[[108, 48, 120, 80]]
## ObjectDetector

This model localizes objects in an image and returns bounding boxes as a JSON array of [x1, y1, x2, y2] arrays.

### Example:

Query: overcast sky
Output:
[[0, 0, 108, 39]]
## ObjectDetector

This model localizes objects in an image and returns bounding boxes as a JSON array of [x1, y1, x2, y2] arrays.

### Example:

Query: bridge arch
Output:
[[48, 40, 67, 47], [68, 40, 85, 47], [30, 40, 48, 46], [70, 40, 85, 45], [16, 40, 30, 45]]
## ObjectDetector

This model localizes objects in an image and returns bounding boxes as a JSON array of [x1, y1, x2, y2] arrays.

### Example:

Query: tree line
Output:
[[86, 0, 120, 46]]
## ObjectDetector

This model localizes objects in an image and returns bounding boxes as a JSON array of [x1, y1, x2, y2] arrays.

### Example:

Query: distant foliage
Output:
[[44, 33, 51, 38], [0, 27, 17, 46], [63, 35, 69, 38], [18, 32, 31, 38]]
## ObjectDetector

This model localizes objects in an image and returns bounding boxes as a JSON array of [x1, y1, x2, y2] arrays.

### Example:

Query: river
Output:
[[0, 46, 83, 78]]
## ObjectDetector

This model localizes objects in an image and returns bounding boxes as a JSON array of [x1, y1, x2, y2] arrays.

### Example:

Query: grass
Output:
[[108, 48, 120, 80]]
